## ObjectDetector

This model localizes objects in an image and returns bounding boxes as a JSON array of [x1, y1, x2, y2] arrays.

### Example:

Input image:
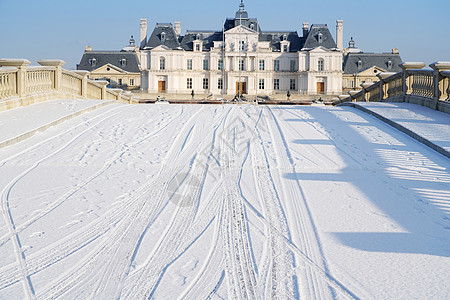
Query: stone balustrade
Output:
[[334, 61, 450, 113], [0, 58, 132, 111]]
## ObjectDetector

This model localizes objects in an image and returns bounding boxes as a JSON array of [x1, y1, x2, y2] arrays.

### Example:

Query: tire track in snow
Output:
[[0, 104, 131, 298], [266, 106, 357, 299], [121, 107, 233, 299], [0, 105, 185, 250], [240, 106, 296, 299], [220, 108, 257, 300], [34, 105, 208, 299]]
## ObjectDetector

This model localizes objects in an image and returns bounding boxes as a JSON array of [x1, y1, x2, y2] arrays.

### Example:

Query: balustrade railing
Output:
[[0, 59, 132, 106], [0, 68, 17, 99], [26, 67, 54, 94], [408, 70, 434, 98], [335, 61, 450, 110], [61, 70, 82, 96]]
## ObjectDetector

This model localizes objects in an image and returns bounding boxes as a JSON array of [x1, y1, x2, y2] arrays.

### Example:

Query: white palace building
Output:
[[139, 1, 344, 98]]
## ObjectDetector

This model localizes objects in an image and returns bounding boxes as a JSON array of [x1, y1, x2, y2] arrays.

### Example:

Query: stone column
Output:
[[73, 70, 90, 98], [399, 62, 425, 100], [429, 62, 450, 100], [0, 59, 31, 97], [38, 59, 66, 90], [361, 83, 372, 102], [95, 80, 109, 100], [377, 72, 396, 101]]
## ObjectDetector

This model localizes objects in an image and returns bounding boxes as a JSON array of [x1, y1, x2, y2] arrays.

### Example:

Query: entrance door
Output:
[[158, 81, 166, 92], [236, 82, 247, 94], [317, 82, 325, 94]]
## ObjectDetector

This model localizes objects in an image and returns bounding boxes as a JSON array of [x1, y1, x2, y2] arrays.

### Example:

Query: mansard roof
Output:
[[260, 31, 304, 52], [77, 51, 140, 73], [145, 23, 181, 50], [302, 25, 337, 50], [180, 31, 223, 51], [343, 52, 403, 74]]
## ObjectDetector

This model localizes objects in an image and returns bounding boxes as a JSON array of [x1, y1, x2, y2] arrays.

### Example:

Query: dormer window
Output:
[[357, 59, 362, 69], [196, 33, 202, 40], [120, 58, 127, 66], [282, 34, 287, 41], [161, 32, 166, 43], [318, 31, 323, 43], [283, 45, 288, 52], [89, 58, 97, 66], [250, 23, 255, 30], [196, 44, 200, 51], [387, 60, 393, 70]]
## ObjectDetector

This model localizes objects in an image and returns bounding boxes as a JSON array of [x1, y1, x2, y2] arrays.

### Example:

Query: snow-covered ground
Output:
[[0, 101, 449, 299]]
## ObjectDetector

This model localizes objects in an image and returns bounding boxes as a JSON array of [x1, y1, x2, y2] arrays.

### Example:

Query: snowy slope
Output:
[[0, 102, 448, 299]]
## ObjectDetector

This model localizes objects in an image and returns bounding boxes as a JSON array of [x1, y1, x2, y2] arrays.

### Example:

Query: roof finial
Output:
[[239, 0, 245, 10]]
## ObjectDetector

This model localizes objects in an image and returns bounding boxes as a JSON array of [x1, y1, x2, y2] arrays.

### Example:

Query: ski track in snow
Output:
[[0, 103, 449, 299]]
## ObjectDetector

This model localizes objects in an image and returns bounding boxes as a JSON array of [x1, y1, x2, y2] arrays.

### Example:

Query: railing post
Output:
[[96, 80, 109, 100], [361, 83, 372, 102], [399, 62, 426, 101], [348, 90, 359, 102], [38, 60, 65, 90], [73, 70, 90, 98], [377, 72, 396, 101], [0, 59, 31, 97], [429, 62, 450, 102]]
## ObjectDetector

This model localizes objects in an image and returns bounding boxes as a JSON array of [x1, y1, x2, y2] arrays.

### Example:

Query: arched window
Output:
[[318, 58, 324, 71], [387, 60, 393, 70], [159, 57, 165, 70], [161, 32, 166, 43], [357, 59, 363, 69]]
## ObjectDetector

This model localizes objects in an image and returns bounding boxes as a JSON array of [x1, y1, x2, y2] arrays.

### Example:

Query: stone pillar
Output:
[[348, 90, 359, 102], [73, 70, 90, 97], [399, 62, 425, 99], [0, 59, 31, 97], [361, 83, 372, 102], [336, 20, 343, 51], [429, 62, 450, 101], [96, 80, 109, 100], [377, 72, 396, 101], [38, 59, 66, 90]]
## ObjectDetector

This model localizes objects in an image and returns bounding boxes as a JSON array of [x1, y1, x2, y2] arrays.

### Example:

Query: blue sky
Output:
[[0, 0, 449, 69]]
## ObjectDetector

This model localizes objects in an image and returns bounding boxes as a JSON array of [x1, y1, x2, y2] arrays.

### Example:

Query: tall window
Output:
[[203, 78, 209, 89], [118, 79, 123, 86], [318, 58, 324, 71], [239, 59, 245, 71], [274, 79, 280, 90], [187, 78, 192, 89], [283, 45, 288, 52], [274, 60, 280, 71], [129, 78, 134, 86], [259, 79, 265, 90], [239, 40, 245, 51], [290, 79, 296, 90], [196, 44, 200, 51], [259, 60, 265, 71], [187, 59, 192, 70], [160, 57, 165, 70], [218, 78, 223, 90], [290, 60, 296, 72], [203, 59, 209, 71], [218, 59, 223, 71]]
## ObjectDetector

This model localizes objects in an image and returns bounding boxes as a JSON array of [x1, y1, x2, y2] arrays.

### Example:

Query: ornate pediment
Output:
[[225, 25, 257, 35]]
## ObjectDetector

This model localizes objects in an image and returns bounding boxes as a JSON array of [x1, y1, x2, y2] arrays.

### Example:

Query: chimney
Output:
[[302, 22, 309, 37], [174, 21, 181, 37], [392, 48, 399, 54], [336, 20, 343, 50], [85, 46, 92, 52], [140, 19, 147, 49]]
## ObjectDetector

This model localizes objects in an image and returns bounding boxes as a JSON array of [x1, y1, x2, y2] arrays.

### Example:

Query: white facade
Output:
[[140, 6, 342, 98]]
